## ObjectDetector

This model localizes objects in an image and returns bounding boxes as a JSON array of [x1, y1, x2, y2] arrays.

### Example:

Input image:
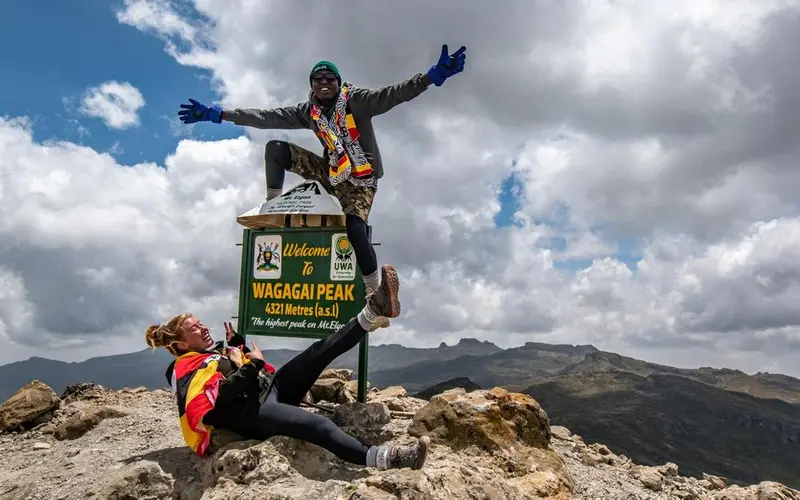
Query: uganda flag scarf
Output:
[[310, 82, 374, 186], [171, 350, 224, 457]]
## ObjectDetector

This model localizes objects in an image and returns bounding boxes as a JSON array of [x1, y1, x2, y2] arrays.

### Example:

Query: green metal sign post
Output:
[[235, 224, 370, 402]]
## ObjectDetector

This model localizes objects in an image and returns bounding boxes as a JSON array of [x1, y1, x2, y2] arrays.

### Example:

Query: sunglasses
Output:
[[312, 72, 338, 83]]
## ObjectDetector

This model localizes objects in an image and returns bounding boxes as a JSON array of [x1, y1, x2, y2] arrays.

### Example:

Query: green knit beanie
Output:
[[309, 60, 341, 85]]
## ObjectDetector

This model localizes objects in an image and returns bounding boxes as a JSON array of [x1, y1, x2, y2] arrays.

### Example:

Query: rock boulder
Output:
[[310, 377, 346, 403], [407, 386, 552, 452], [319, 368, 353, 382], [0, 380, 60, 432], [87, 460, 175, 499], [308, 369, 367, 404], [54, 405, 132, 440], [709, 481, 800, 500], [367, 386, 428, 413], [333, 402, 394, 445]]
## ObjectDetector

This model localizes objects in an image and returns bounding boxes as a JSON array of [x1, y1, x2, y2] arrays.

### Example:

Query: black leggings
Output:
[[243, 318, 370, 464], [265, 139, 291, 192], [266, 140, 378, 277], [346, 214, 377, 277]]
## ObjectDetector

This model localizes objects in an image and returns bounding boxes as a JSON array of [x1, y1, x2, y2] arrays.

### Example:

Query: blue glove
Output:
[[178, 98, 223, 124], [426, 44, 467, 87]]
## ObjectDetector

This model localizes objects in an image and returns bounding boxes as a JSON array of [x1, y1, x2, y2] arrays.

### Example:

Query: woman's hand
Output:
[[245, 341, 264, 361], [224, 321, 236, 343], [226, 346, 244, 367]]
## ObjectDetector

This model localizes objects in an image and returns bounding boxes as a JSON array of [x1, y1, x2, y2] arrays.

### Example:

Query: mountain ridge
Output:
[[4, 338, 800, 404], [557, 350, 800, 404]]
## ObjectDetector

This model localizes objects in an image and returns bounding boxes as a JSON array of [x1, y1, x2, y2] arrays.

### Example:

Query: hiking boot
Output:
[[365, 314, 390, 332], [375, 436, 430, 470], [366, 265, 400, 319], [364, 287, 391, 331]]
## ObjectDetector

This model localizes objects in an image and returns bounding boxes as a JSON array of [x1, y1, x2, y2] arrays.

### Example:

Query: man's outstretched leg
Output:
[[265, 139, 332, 200], [264, 139, 295, 200], [268, 265, 400, 407]]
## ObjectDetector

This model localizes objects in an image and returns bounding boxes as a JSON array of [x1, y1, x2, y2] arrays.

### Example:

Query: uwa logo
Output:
[[330, 233, 356, 281]]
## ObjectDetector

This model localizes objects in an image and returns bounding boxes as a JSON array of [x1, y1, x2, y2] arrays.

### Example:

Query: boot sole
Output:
[[413, 435, 430, 470], [379, 265, 401, 318]]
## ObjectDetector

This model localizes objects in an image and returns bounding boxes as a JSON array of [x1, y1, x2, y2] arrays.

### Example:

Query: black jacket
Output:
[[164, 333, 272, 432]]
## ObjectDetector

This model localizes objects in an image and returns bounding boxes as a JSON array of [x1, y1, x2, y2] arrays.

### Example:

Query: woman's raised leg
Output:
[[270, 265, 401, 407]]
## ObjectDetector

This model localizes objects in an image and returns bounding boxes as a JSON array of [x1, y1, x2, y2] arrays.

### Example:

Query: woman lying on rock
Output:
[[144, 264, 429, 470]]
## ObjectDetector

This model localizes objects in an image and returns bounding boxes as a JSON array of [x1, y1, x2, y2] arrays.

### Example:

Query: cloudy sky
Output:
[[1, 0, 799, 377]]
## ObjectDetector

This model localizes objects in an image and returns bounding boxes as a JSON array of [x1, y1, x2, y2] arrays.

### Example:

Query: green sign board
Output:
[[236, 225, 370, 402], [238, 227, 366, 337]]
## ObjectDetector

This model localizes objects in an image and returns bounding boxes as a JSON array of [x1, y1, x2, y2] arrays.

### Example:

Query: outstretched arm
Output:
[[178, 98, 310, 130], [348, 73, 433, 117], [221, 104, 311, 130], [348, 44, 467, 117]]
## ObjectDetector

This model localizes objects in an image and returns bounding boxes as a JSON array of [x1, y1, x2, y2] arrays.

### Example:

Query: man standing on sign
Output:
[[177, 44, 467, 305]]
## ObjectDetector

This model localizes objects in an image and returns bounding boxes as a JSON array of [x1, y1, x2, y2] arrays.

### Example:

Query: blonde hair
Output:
[[145, 312, 194, 356]]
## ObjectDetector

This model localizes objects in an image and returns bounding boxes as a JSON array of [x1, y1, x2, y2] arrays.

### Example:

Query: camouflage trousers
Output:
[[268, 142, 377, 223]]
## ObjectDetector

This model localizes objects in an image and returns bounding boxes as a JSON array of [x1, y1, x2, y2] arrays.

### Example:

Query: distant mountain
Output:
[[524, 371, 800, 488], [412, 377, 482, 400], [0, 348, 302, 403], [4, 339, 800, 409], [715, 371, 800, 404], [366, 341, 599, 393], [325, 337, 502, 372], [562, 351, 800, 404], [0, 338, 502, 402]]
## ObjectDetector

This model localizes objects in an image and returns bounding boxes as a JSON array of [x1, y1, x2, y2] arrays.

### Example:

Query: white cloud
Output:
[[1, 0, 800, 379], [79, 81, 146, 129], [0, 115, 259, 348]]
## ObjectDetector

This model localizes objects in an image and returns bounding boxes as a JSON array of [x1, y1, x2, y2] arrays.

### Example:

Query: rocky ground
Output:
[[0, 373, 798, 500]]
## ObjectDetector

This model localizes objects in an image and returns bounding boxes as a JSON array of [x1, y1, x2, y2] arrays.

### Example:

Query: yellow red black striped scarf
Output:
[[170, 350, 258, 457], [170, 351, 223, 456], [310, 83, 374, 186]]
